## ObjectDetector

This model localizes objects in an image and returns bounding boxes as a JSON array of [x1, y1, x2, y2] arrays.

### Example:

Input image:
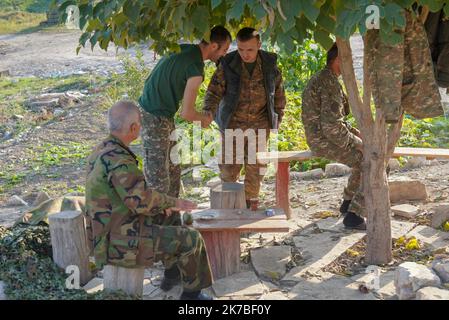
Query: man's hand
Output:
[[165, 199, 197, 216], [353, 136, 363, 152], [201, 111, 213, 128]]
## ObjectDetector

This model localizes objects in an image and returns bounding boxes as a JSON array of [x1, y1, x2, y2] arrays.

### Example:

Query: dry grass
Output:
[[0, 11, 46, 34]]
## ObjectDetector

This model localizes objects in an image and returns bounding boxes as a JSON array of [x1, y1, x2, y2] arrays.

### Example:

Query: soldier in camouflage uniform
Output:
[[301, 43, 366, 230], [203, 28, 286, 206], [137, 26, 231, 288], [85, 101, 213, 300], [366, 10, 443, 123]]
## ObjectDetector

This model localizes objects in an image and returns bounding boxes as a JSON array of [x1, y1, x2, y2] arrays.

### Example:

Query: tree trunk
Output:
[[337, 38, 393, 265]]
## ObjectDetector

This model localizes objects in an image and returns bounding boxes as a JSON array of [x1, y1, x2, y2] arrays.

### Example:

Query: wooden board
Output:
[[392, 147, 449, 159], [191, 208, 289, 232], [257, 147, 449, 163]]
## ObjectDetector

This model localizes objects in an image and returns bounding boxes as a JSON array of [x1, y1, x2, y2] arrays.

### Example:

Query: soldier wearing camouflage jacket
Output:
[[85, 101, 213, 299], [204, 28, 286, 204], [301, 43, 366, 230]]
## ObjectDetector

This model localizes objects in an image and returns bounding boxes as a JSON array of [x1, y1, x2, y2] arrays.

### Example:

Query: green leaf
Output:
[[226, 0, 244, 22], [123, 0, 140, 22], [314, 28, 334, 50], [192, 5, 210, 35]]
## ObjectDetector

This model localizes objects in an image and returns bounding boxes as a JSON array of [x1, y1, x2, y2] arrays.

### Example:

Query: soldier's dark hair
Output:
[[236, 27, 260, 42], [201, 26, 232, 48], [326, 42, 339, 66]]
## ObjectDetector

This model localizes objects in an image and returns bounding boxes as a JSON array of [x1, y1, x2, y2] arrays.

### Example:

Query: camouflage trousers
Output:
[[311, 141, 364, 216], [365, 10, 443, 123], [140, 109, 181, 198], [219, 126, 270, 200], [132, 213, 213, 292]]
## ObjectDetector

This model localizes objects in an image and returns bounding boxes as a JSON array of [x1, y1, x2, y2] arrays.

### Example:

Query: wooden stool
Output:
[[210, 182, 246, 209], [103, 265, 144, 296], [48, 211, 93, 286]]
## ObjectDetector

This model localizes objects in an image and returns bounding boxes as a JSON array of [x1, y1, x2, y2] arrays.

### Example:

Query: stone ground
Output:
[[1, 30, 449, 300]]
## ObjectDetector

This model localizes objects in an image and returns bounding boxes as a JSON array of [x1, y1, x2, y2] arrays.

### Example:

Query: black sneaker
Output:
[[343, 212, 366, 230], [180, 291, 213, 300], [339, 200, 351, 215], [160, 266, 181, 291]]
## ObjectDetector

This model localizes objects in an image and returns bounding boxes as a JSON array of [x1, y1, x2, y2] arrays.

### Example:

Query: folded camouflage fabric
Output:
[[17, 196, 85, 226]]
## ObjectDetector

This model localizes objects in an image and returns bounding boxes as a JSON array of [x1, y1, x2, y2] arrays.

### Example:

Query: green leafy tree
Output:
[[58, 0, 449, 264]]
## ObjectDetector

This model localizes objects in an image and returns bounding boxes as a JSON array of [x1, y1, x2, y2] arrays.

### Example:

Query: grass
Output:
[[0, 11, 46, 34]]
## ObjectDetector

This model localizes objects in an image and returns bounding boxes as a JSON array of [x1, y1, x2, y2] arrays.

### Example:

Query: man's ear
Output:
[[210, 42, 219, 51], [257, 41, 262, 49]]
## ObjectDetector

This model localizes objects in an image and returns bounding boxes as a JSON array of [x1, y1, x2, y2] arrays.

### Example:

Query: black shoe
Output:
[[160, 266, 181, 291], [339, 200, 351, 215], [180, 291, 213, 300], [343, 212, 366, 230]]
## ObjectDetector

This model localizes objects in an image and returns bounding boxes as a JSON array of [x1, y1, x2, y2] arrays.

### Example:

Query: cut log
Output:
[[103, 265, 144, 296], [200, 231, 240, 280], [210, 182, 246, 209], [48, 211, 92, 286]]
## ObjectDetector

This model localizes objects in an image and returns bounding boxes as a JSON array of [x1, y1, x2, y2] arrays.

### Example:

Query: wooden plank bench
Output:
[[257, 147, 449, 219], [192, 208, 289, 280]]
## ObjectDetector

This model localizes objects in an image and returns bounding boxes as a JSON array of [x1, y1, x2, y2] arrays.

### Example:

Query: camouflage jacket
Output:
[[85, 135, 176, 268], [301, 67, 360, 151], [204, 50, 286, 131]]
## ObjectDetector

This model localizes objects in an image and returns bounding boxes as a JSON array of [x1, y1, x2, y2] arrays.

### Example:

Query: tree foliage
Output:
[[56, 0, 449, 54]]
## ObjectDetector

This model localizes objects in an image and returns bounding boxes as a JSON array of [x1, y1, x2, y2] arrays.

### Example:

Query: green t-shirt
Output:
[[138, 44, 205, 119]]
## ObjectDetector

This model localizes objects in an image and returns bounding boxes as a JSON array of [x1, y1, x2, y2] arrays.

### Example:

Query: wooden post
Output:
[[103, 265, 144, 296], [48, 211, 93, 286], [276, 162, 292, 219], [210, 182, 246, 209], [200, 231, 241, 280]]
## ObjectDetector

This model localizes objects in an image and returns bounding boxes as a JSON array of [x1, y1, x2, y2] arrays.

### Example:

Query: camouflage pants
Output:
[[135, 213, 213, 292], [219, 127, 270, 200], [365, 10, 443, 123], [312, 142, 364, 216], [140, 109, 181, 198]]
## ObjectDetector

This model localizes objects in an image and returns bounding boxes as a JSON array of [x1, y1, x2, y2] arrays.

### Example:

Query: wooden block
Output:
[[210, 182, 246, 209], [48, 211, 92, 286], [200, 231, 240, 280], [103, 265, 144, 296]]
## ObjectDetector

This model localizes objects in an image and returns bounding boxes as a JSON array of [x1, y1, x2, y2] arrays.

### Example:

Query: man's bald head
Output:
[[108, 100, 141, 134]]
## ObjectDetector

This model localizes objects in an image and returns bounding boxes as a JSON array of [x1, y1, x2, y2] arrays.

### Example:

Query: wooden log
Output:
[[276, 162, 292, 219], [48, 211, 92, 286], [210, 182, 246, 209], [103, 265, 144, 296], [200, 231, 241, 280]]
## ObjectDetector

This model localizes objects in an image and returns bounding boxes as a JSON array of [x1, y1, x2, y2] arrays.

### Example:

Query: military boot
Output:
[[339, 200, 351, 216], [160, 266, 181, 291], [343, 212, 366, 230]]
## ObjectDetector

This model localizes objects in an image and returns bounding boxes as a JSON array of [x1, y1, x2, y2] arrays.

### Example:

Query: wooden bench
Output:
[[257, 147, 449, 219], [192, 208, 289, 280]]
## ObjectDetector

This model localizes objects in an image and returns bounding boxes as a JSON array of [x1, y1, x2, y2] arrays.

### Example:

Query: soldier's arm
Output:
[[274, 67, 286, 124], [108, 158, 177, 215], [179, 76, 212, 128], [203, 64, 226, 118], [320, 80, 361, 150]]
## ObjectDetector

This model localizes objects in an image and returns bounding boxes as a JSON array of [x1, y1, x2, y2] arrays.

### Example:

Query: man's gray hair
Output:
[[107, 100, 140, 133]]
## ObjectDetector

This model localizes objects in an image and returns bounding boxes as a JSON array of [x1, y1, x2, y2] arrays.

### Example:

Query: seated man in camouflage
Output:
[[85, 101, 213, 300], [301, 43, 366, 230]]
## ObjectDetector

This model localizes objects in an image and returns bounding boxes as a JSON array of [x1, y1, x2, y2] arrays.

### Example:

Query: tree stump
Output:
[[48, 211, 92, 286], [210, 182, 246, 209], [103, 265, 144, 296], [200, 231, 241, 280], [206, 182, 246, 279]]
